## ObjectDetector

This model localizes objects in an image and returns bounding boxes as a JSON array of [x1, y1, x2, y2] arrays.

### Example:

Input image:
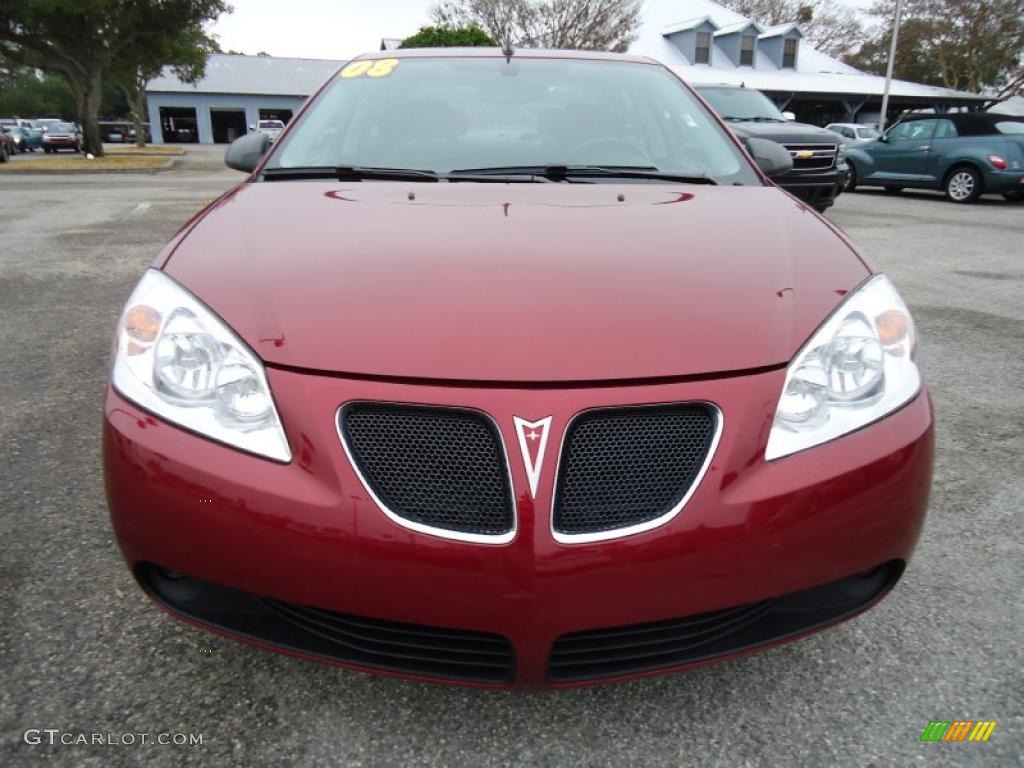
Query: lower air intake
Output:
[[548, 561, 903, 682]]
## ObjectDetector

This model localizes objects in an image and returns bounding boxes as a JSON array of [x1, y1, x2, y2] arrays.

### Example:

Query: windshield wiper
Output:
[[723, 116, 784, 123], [450, 165, 716, 185], [263, 166, 439, 182]]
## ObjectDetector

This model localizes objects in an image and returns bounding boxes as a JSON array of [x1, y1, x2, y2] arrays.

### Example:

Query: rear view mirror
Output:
[[745, 137, 793, 178], [225, 131, 270, 173]]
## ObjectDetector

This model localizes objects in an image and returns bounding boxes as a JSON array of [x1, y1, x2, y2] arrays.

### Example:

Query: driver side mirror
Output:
[[744, 137, 793, 178], [782, 111, 796, 121], [225, 131, 270, 173]]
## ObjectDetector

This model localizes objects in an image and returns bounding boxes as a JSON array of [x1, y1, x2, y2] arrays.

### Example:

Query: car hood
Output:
[[729, 121, 840, 145], [163, 181, 868, 383]]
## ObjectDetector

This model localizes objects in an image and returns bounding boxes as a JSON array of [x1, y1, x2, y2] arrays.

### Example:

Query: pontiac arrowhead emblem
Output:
[[513, 416, 553, 499]]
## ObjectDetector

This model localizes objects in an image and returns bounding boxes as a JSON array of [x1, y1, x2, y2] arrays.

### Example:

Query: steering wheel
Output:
[[566, 137, 651, 166]]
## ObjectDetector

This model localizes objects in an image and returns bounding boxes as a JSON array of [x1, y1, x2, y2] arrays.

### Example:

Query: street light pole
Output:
[[878, 0, 904, 132]]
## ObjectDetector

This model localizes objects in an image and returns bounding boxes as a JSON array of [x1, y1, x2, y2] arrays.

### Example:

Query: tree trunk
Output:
[[80, 67, 105, 157], [132, 83, 147, 148]]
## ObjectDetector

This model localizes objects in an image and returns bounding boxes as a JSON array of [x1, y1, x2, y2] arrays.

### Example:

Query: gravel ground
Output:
[[1, 147, 1021, 767]]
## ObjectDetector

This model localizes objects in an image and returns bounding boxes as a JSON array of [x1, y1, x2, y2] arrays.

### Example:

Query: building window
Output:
[[695, 32, 711, 64], [740, 35, 755, 66], [783, 37, 797, 68]]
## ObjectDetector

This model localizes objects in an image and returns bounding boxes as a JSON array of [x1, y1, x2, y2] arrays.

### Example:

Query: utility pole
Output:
[[878, 0, 904, 132]]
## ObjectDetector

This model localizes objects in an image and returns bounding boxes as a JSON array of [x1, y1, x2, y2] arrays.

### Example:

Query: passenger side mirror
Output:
[[225, 131, 270, 173], [745, 137, 793, 178]]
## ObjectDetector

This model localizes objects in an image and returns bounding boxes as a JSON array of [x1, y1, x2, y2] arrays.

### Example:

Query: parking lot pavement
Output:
[[1, 156, 1021, 767]]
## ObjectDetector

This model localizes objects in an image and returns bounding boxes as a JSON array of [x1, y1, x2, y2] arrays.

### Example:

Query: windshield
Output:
[[51, 123, 75, 132], [695, 87, 786, 122], [269, 57, 756, 184], [857, 126, 881, 138]]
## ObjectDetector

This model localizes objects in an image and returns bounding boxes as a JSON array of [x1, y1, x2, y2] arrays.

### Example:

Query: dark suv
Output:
[[696, 85, 847, 212]]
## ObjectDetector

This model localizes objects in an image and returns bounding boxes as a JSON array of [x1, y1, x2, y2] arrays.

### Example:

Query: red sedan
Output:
[[104, 49, 932, 688]]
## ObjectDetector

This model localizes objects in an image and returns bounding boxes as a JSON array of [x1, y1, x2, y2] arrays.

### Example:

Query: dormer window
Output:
[[740, 35, 755, 66], [783, 37, 797, 68], [695, 32, 712, 64]]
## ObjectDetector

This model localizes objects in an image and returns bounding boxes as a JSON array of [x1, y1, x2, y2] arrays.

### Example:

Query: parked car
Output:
[[826, 122, 882, 145], [104, 49, 932, 689], [845, 113, 1024, 202], [254, 119, 286, 143], [3, 125, 43, 152], [695, 84, 848, 212], [42, 122, 81, 153]]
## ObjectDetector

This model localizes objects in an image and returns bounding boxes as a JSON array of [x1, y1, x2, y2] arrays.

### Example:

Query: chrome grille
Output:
[[339, 403, 515, 540], [783, 143, 838, 171], [552, 404, 720, 540]]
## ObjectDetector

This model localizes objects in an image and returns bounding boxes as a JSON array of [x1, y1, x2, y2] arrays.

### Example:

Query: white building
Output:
[[627, 0, 986, 124], [145, 54, 342, 144]]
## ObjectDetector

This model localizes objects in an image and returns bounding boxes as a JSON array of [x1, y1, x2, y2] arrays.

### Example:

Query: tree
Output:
[[401, 25, 496, 48], [717, 0, 865, 58], [0, 0, 229, 156], [111, 21, 219, 148], [430, 0, 643, 52], [846, 0, 1024, 95]]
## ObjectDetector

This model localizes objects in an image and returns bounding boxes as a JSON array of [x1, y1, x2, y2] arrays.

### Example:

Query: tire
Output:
[[945, 166, 983, 203], [0, 144, 8, 163], [844, 163, 858, 192]]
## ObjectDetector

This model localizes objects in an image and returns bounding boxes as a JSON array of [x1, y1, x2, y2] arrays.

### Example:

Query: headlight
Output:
[[836, 143, 846, 163], [765, 274, 921, 460], [111, 269, 291, 462]]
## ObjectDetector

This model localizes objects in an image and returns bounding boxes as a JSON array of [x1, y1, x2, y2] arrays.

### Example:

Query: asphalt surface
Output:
[[1, 146, 1021, 767]]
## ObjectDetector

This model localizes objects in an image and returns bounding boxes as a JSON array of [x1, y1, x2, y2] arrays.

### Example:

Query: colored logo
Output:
[[794, 149, 815, 159], [920, 720, 997, 742], [513, 416, 553, 499]]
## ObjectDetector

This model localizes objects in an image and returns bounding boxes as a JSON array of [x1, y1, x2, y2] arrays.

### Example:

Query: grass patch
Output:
[[0, 154, 173, 172], [104, 145, 185, 156]]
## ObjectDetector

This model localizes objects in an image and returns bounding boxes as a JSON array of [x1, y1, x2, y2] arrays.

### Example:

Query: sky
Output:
[[208, 0, 434, 60], [207, 0, 873, 61]]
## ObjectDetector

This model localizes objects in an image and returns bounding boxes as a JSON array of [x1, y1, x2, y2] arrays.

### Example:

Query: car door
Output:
[[869, 119, 938, 181], [923, 119, 961, 185]]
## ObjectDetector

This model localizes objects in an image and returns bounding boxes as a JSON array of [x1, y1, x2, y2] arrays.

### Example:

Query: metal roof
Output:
[[146, 54, 344, 96], [661, 16, 716, 35], [631, 0, 986, 102], [758, 23, 803, 39], [714, 20, 763, 37]]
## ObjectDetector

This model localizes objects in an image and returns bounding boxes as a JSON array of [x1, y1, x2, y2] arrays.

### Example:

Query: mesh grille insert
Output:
[[340, 403, 514, 536], [553, 404, 717, 536]]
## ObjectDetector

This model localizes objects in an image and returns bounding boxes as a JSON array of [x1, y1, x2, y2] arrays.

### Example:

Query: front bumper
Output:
[[778, 168, 847, 210], [104, 367, 933, 688]]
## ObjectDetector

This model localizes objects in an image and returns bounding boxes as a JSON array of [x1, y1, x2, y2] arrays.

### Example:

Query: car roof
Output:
[[899, 111, 1024, 136], [347, 47, 660, 66]]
